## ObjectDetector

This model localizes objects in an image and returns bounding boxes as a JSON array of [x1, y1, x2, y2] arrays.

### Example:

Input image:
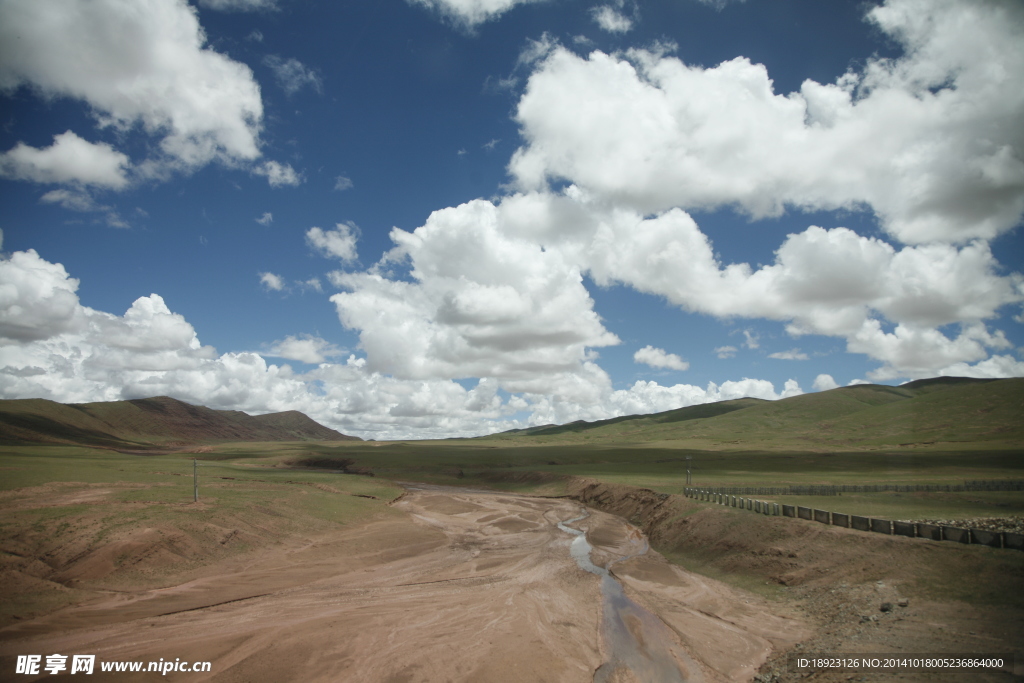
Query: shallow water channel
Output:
[[558, 510, 696, 683]]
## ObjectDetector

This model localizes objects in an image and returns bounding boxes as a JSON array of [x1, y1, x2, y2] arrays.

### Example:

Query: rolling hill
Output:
[[480, 377, 1024, 450], [0, 396, 359, 450], [3, 377, 1019, 453], [496, 398, 766, 437]]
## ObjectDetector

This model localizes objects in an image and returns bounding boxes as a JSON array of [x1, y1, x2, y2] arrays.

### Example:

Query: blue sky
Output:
[[1, 0, 1022, 439]]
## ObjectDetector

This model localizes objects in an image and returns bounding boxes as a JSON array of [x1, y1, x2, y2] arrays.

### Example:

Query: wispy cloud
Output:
[[259, 272, 285, 291], [769, 348, 809, 360], [40, 188, 128, 228], [254, 161, 302, 187], [714, 345, 737, 359], [263, 55, 323, 96], [266, 334, 343, 364], [590, 4, 633, 33], [198, 0, 279, 11]]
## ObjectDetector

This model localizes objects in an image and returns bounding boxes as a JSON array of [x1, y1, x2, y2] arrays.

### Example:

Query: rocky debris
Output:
[[754, 581, 916, 682], [900, 517, 1024, 534]]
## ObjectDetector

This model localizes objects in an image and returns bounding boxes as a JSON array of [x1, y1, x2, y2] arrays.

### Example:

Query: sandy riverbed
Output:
[[0, 486, 806, 681]]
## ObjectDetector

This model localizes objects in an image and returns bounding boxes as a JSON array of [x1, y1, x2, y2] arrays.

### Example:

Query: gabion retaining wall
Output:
[[893, 521, 915, 538], [685, 480, 1024, 496], [1004, 532, 1024, 551], [851, 515, 870, 531], [683, 487, 1022, 552], [870, 518, 892, 535]]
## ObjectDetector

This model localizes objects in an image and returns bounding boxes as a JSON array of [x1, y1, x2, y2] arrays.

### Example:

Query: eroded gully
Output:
[[558, 508, 700, 683]]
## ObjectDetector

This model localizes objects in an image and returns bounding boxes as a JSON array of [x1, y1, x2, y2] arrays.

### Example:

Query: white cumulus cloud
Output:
[[0, 250, 85, 342], [407, 0, 550, 28], [812, 374, 839, 391], [502, 188, 1023, 379], [266, 335, 343, 364], [0, 248, 810, 439], [0, 0, 264, 179], [633, 345, 688, 371], [405, 187, 1023, 381], [330, 199, 621, 395], [509, 0, 1024, 244], [306, 223, 359, 262], [0, 131, 130, 189]]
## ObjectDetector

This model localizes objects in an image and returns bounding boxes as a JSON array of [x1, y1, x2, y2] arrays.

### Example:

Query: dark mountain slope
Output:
[[0, 396, 358, 449]]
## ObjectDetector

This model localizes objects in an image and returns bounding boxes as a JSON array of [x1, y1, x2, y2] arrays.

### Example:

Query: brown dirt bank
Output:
[[561, 477, 1024, 682], [0, 485, 806, 682]]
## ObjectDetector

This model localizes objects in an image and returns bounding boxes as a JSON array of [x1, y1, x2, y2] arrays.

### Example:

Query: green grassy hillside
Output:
[[477, 377, 1024, 450], [2, 377, 1020, 454], [0, 396, 358, 450]]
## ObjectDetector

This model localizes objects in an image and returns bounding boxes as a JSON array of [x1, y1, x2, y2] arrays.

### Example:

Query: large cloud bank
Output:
[[324, 0, 1024, 399], [510, 0, 1024, 245], [0, 0, 295, 190], [0, 249, 804, 439]]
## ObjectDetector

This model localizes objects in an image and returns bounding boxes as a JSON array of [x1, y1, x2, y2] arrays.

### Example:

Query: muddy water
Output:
[[558, 510, 699, 683]]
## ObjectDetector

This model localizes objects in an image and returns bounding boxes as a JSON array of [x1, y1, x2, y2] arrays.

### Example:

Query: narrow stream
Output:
[[558, 511, 695, 683]]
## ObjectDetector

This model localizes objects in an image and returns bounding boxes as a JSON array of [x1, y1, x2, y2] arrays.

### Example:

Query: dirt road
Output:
[[0, 486, 805, 681]]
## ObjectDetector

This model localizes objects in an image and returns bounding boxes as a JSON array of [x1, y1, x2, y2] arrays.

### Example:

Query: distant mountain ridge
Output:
[[497, 397, 765, 437], [480, 377, 1024, 449], [0, 396, 359, 450]]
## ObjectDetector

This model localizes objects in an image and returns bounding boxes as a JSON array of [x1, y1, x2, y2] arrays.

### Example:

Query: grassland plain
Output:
[[0, 444, 401, 628], [4, 412, 1020, 623]]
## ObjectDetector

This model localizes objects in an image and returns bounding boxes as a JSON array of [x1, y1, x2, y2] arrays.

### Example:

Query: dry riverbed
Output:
[[0, 486, 805, 682]]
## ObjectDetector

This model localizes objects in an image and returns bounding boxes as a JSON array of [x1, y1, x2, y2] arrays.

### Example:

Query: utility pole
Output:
[[193, 458, 198, 503]]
